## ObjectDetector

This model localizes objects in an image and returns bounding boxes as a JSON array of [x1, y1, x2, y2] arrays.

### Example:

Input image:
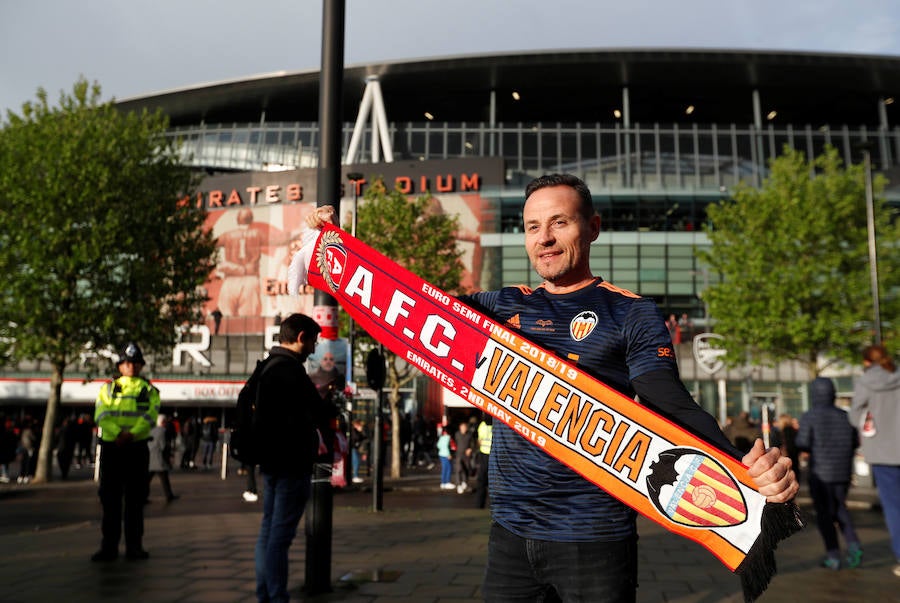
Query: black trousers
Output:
[[98, 440, 150, 553]]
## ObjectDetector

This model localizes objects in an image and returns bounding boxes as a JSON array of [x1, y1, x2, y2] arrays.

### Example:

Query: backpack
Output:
[[229, 355, 285, 465]]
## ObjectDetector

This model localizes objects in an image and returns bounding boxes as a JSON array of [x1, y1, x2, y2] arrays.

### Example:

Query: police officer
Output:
[[91, 342, 160, 562]]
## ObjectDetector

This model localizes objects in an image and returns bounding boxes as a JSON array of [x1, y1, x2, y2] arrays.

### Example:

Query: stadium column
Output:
[[306, 0, 344, 596]]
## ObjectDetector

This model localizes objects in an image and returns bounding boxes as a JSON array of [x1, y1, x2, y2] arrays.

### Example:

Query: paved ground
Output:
[[0, 461, 897, 603]]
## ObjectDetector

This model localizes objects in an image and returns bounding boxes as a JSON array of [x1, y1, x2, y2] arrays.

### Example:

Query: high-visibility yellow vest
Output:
[[477, 421, 492, 454], [94, 376, 160, 443]]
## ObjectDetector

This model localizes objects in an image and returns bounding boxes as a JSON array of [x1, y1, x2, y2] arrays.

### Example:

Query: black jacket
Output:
[[255, 346, 335, 477], [796, 377, 859, 483]]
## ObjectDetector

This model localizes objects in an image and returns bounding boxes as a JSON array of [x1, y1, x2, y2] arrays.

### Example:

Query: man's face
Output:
[[523, 185, 600, 289], [118, 361, 141, 377], [299, 331, 319, 357], [319, 353, 335, 370]]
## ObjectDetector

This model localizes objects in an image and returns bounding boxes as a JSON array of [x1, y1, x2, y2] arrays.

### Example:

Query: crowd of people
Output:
[[0, 412, 96, 484], [0, 405, 230, 487]]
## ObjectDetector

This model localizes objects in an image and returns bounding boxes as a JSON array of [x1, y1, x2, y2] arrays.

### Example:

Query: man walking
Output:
[[254, 313, 336, 602]]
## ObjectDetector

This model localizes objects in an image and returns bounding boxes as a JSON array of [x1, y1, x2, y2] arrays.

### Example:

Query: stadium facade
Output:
[[4, 49, 900, 423]]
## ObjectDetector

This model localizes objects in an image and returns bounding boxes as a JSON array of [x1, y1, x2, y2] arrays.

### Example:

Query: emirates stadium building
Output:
[[4, 48, 900, 423]]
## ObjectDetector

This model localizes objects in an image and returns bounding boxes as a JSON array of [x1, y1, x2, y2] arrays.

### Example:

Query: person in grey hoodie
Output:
[[797, 377, 862, 570], [850, 344, 900, 578]]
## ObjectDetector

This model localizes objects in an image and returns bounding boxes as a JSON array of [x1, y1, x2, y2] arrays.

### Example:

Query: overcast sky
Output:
[[3, 0, 900, 116]]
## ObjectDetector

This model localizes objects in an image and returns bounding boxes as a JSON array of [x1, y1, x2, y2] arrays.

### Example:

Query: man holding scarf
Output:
[[462, 174, 798, 602], [299, 174, 799, 601]]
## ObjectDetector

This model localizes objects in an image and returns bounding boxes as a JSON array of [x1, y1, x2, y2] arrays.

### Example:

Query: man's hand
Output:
[[306, 206, 337, 230], [114, 431, 134, 447], [742, 438, 799, 503]]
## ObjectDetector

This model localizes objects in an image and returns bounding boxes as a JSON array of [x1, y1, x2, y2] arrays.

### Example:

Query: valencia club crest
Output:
[[646, 448, 748, 528], [569, 311, 598, 341]]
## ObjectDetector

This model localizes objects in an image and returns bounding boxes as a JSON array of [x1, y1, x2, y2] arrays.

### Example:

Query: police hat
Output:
[[117, 342, 145, 366]]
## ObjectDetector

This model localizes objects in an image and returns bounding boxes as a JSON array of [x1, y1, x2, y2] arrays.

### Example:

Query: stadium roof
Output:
[[116, 48, 900, 128]]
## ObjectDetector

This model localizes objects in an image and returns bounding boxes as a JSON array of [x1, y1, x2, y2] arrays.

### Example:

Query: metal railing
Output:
[[167, 120, 900, 188]]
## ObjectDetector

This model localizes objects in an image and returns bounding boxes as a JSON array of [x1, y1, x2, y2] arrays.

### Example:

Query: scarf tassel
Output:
[[737, 502, 805, 602]]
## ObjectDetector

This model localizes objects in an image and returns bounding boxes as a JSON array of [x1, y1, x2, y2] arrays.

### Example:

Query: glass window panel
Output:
[[668, 257, 696, 270], [612, 269, 638, 282], [640, 257, 666, 270], [669, 282, 696, 295], [640, 245, 666, 258], [502, 257, 531, 271], [639, 281, 667, 295], [612, 257, 639, 270], [640, 268, 667, 281], [667, 270, 695, 283], [667, 245, 695, 258], [614, 279, 639, 291]]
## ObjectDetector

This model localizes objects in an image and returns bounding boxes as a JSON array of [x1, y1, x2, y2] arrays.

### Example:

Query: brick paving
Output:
[[0, 465, 897, 602]]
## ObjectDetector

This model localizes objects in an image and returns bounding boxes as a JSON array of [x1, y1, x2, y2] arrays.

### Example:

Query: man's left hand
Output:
[[742, 438, 799, 503]]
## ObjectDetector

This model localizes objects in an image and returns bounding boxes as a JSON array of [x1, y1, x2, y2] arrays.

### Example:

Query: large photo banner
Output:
[[198, 158, 501, 335], [294, 224, 802, 601], [203, 203, 317, 335]]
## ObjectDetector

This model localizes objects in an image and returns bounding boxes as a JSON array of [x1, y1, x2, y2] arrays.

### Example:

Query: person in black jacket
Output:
[[796, 377, 862, 570], [253, 313, 336, 603]]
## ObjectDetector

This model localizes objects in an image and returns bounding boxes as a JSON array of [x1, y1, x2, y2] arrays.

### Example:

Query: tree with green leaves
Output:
[[0, 79, 217, 483], [351, 179, 465, 478], [697, 145, 899, 378]]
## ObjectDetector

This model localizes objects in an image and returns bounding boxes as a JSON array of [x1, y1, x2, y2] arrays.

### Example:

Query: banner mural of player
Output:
[[201, 193, 488, 336]]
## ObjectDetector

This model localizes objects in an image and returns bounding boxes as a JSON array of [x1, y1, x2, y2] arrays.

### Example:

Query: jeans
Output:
[[483, 522, 638, 603], [440, 456, 452, 484], [255, 472, 311, 602], [351, 449, 361, 478], [807, 475, 859, 555], [872, 464, 900, 560]]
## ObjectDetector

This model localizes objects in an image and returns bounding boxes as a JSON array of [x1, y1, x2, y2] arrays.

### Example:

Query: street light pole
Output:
[[862, 147, 883, 345]]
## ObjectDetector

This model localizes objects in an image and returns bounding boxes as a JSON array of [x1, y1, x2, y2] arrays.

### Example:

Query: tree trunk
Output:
[[33, 362, 65, 484], [389, 388, 402, 479], [806, 353, 819, 381]]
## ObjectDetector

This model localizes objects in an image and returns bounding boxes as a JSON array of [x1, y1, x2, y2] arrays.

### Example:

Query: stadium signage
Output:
[[193, 157, 504, 210]]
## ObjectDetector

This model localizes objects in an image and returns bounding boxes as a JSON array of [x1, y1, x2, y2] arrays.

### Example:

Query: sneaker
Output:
[[0, 475, 9, 483], [893, 564, 900, 578], [846, 546, 863, 569], [426, 463, 435, 470], [351, 477, 364, 484], [457, 483, 467, 494], [242, 491, 259, 502], [440, 482, 454, 490], [91, 549, 118, 562], [821, 556, 840, 571]]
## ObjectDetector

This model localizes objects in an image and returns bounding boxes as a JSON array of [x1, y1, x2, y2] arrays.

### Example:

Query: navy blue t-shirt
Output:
[[464, 278, 678, 542]]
